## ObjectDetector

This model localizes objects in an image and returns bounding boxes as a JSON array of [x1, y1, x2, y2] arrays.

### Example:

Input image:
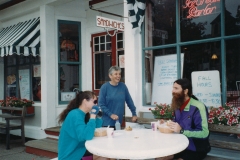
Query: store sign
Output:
[[153, 29, 168, 39], [96, 16, 124, 31], [183, 0, 220, 18]]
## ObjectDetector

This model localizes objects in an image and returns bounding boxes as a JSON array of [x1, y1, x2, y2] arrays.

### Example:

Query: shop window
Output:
[[4, 54, 41, 102], [92, 31, 124, 94], [144, 0, 176, 47], [143, 1, 240, 107], [58, 20, 81, 104]]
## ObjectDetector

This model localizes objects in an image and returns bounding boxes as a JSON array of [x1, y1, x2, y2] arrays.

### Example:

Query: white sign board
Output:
[[151, 54, 184, 105], [96, 16, 124, 31], [19, 69, 30, 99], [191, 71, 221, 107]]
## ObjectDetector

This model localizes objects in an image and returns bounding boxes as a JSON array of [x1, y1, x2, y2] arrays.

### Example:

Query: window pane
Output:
[[143, 48, 176, 105], [32, 56, 41, 63], [19, 55, 30, 65], [106, 43, 111, 50], [6, 55, 16, 66], [182, 42, 221, 80], [95, 53, 111, 89], [226, 39, 240, 94], [6, 67, 17, 97], [180, 0, 221, 41], [59, 64, 79, 101], [145, 0, 176, 47], [94, 37, 99, 44], [95, 45, 99, 52], [59, 23, 79, 62], [117, 33, 123, 41], [100, 44, 105, 51], [100, 36, 105, 43], [225, 0, 240, 36], [117, 42, 123, 49], [32, 65, 41, 101], [106, 35, 111, 42]]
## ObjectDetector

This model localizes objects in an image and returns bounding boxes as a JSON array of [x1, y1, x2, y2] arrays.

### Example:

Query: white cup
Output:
[[151, 122, 158, 131], [107, 128, 114, 138]]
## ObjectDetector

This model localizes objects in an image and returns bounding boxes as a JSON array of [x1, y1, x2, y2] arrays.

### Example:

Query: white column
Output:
[[40, 5, 57, 129], [123, 0, 142, 117]]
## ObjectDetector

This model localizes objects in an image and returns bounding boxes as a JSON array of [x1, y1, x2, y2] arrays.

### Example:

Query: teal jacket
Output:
[[58, 109, 102, 160]]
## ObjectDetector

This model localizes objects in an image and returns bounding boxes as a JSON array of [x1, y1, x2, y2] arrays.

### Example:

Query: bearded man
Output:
[[162, 78, 211, 160]]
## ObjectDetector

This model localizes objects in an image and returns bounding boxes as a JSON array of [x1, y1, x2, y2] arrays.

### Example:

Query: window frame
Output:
[[57, 20, 82, 104]]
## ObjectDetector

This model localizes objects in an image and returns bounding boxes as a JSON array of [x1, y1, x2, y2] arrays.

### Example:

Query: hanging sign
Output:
[[96, 16, 124, 31]]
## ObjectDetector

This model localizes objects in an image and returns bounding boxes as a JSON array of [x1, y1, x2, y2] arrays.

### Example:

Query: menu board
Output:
[[191, 71, 221, 107], [19, 69, 30, 99], [151, 54, 184, 105]]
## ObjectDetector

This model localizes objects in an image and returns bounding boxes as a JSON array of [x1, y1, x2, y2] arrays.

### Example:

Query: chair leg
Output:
[[21, 123, 25, 144], [6, 121, 10, 150]]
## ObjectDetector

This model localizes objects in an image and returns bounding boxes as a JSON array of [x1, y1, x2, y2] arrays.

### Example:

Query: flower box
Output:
[[12, 106, 35, 116]]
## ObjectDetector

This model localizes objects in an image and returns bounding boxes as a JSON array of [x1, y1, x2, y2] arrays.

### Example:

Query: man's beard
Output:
[[171, 91, 185, 110]]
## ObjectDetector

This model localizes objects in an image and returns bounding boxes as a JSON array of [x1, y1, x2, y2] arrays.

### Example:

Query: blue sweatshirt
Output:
[[174, 98, 210, 153], [58, 108, 102, 160], [98, 82, 137, 126]]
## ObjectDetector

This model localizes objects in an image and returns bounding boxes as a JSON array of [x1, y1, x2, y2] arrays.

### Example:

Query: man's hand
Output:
[[132, 116, 137, 122]]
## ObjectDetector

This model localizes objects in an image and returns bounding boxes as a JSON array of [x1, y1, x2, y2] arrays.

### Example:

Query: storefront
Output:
[[0, 0, 240, 139]]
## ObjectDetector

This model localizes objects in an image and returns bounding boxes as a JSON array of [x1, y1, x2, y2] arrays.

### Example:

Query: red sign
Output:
[[183, 0, 220, 18]]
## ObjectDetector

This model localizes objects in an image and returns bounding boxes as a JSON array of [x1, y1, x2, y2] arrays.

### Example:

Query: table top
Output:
[[85, 129, 189, 159]]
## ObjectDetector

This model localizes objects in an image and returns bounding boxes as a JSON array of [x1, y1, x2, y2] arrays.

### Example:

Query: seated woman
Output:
[[58, 91, 103, 160]]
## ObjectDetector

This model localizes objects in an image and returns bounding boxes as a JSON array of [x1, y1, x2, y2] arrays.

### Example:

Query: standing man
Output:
[[166, 78, 211, 160], [98, 66, 137, 129]]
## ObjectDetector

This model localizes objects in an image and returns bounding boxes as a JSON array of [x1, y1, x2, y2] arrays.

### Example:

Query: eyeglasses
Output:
[[93, 100, 98, 104]]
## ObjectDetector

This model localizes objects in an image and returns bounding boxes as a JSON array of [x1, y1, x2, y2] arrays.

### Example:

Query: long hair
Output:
[[58, 91, 96, 124], [174, 78, 198, 100]]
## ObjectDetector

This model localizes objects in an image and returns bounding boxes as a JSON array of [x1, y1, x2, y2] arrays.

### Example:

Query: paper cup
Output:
[[151, 122, 158, 131], [107, 128, 114, 138]]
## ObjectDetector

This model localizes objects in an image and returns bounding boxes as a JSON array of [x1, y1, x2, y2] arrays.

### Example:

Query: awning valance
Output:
[[0, 17, 40, 57]]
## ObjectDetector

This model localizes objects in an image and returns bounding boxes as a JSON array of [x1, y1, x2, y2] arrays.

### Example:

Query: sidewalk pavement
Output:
[[0, 134, 50, 160]]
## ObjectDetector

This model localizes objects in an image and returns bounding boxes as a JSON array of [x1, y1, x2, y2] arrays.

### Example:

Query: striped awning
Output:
[[0, 17, 40, 57]]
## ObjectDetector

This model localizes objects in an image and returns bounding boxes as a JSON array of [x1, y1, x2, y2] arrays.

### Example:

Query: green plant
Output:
[[149, 103, 174, 119], [0, 96, 34, 108], [208, 103, 240, 126]]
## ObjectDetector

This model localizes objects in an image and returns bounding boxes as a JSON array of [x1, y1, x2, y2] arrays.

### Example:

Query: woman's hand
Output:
[[132, 116, 137, 122], [110, 114, 118, 120]]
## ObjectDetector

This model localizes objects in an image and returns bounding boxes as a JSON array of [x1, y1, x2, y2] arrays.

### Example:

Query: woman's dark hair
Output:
[[174, 78, 198, 100], [58, 90, 96, 124]]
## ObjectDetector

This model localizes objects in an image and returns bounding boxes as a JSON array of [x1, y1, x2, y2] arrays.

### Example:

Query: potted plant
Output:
[[149, 102, 174, 120], [0, 96, 35, 116]]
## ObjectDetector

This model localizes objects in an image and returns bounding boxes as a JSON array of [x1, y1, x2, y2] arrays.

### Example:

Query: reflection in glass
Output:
[[226, 39, 240, 91], [225, 0, 240, 36], [180, 0, 221, 41], [145, 0, 176, 47], [95, 53, 111, 89], [182, 42, 221, 81]]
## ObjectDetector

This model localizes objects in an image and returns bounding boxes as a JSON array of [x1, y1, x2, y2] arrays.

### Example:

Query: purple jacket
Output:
[[174, 98, 211, 152]]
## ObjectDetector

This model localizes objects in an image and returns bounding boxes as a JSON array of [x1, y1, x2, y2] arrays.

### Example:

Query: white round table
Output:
[[85, 129, 189, 159]]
